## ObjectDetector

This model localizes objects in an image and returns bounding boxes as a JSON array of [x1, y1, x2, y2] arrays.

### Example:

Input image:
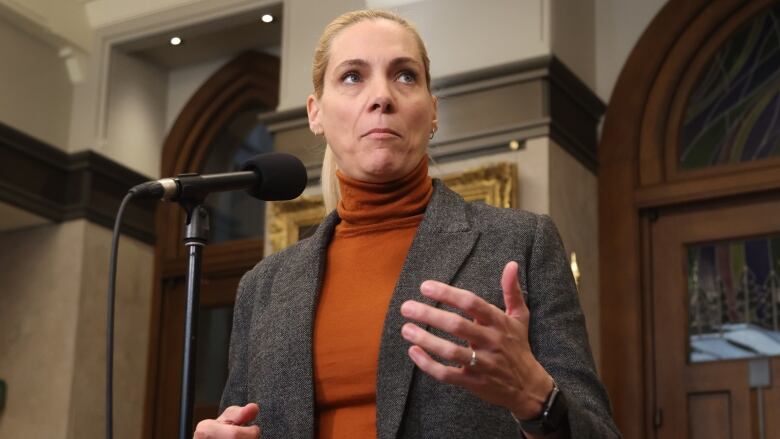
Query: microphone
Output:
[[129, 152, 307, 202]]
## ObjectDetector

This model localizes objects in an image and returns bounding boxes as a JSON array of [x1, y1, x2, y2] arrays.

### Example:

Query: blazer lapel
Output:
[[375, 181, 479, 439], [256, 211, 339, 438]]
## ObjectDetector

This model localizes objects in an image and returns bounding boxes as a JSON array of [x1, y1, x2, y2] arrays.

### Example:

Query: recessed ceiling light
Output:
[[170, 36, 182, 46], [261, 14, 274, 23]]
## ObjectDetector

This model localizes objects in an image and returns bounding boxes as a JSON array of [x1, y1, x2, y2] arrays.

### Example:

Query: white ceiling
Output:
[[117, 2, 282, 69]]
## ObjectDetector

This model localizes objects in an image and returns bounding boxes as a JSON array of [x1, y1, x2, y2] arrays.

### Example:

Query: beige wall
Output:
[[278, 0, 363, 110], [0, 220, 154, 439], [399, 0, 548, 78], [595, 0, 667, 103], [0, 221, 84, 438], [278, 0, 551, 110], [552, 0, 596, 91], [66, 221, 153, 439], [105, 50, 168, 178], [0, 17, 73, 148], [165, 56, 229, 133], [548, 140, 600, 368]]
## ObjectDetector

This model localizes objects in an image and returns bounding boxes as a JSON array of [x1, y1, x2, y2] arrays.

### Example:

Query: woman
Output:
[[195, 9, 620, 439]]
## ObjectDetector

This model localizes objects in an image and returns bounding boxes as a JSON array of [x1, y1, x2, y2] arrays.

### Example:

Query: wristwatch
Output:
[[518, 379, 568, 436]]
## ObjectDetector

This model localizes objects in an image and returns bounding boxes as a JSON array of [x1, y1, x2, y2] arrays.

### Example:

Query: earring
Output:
[[429, 128, 437, 140]]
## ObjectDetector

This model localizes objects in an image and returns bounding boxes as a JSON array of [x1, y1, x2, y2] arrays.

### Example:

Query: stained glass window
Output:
[[688, 235, 780, 363], [680, 3, 780, 169]]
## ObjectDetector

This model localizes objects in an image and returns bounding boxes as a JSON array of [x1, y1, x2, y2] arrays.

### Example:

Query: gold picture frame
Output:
[[268, 162, 517, 253], [439, 162, 516, 209], [267, 195, 325, 254]]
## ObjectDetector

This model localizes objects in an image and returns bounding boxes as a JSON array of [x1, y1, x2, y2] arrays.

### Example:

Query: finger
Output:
[[407, 345, 479, 387], [501, 261, 527, 318], [400, 300, 495, 347], [419, 281, 501, 325], [216, 403, 259, 425], [195, 420, 260, 439], [401, 322, 475, 366]]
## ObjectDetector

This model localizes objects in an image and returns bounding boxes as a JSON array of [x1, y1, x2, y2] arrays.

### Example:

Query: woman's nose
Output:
[[368, 80, 394, 113]]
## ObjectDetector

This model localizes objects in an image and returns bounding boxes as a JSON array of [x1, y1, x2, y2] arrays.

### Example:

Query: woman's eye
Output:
[[342, 72, 361, 84], [397, 71, 416, 84]]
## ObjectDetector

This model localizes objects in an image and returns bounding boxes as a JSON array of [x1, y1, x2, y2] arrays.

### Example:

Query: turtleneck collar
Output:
[[335, 156, 433, 229]]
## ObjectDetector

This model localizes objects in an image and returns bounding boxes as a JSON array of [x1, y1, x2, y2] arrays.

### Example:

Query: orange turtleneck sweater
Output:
[[313, 157, 433, 439]]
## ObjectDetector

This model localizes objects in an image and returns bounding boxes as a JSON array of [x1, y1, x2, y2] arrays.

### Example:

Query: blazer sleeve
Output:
[[219, 265, 259, 412], [525, 214, 621, 438]]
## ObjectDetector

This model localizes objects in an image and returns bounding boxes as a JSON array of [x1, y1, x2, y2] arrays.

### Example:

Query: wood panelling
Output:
[[688, 392, 731, 439]]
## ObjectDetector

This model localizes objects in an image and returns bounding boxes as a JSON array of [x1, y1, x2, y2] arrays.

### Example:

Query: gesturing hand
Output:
[[194, 403, 261, 439], [400, 261, 554, 421]]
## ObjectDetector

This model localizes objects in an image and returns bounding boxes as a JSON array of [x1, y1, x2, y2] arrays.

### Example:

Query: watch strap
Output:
[[518, 379, 568, 436]]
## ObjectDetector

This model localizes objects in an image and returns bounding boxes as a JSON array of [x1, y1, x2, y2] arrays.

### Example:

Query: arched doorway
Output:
[[600, 0, 780, 437], [143, 51, 279, 439]]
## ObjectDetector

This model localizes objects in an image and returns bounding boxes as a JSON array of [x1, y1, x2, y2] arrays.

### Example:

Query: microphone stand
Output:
[[177, 194, 210, 439]]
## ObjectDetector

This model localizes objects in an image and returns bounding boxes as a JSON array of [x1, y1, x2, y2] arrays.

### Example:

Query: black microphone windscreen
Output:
[[241, 153, 307, 201]]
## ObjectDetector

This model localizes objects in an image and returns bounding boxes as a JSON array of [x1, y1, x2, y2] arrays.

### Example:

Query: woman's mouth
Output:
[[363, 128, 401, 140]]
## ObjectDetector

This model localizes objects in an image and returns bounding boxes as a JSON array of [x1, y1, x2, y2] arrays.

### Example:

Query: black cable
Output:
[[106, 191, 136, 439]]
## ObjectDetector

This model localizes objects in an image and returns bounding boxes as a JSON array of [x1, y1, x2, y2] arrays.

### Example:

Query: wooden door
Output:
[[599, 1, 780, 436], [651, 194, 780, 438]]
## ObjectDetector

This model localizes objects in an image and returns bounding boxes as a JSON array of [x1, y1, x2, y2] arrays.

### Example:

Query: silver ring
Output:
[[468, 349, 478, 367]]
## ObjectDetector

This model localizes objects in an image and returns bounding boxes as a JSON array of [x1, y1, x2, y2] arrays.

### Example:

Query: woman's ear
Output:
[[307, 94, 323, 135], [431, 95, 439, 133]]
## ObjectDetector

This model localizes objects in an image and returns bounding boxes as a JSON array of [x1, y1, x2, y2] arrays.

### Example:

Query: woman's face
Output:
[[307, 19, 437, 183]]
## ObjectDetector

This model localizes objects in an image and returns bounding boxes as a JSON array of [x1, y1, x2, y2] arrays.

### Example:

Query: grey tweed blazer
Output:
[[220, 180, 621, 438]]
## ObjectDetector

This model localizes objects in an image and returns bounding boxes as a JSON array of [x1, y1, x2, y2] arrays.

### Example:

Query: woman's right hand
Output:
[[194, 403, 260, 439]]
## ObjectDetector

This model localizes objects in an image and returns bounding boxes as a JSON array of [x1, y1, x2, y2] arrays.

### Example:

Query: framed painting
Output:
[[268, 162, 517, 253]]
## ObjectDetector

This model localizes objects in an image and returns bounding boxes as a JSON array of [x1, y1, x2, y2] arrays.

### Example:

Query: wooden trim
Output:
[[638, 214, 657, 439], [634, 165, 780, 209], [0, 121, 156, 243]]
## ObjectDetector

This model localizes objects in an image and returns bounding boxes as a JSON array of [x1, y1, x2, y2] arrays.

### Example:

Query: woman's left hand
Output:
[[400, 261, 553, 421]]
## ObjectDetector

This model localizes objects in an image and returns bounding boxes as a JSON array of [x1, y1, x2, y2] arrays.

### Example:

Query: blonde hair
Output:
[[313, 9, 432, 212]]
